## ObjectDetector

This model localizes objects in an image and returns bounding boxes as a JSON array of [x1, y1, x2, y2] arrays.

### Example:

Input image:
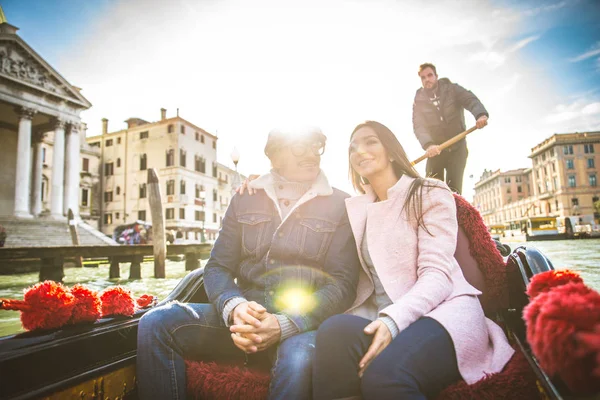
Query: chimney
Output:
[[160, 108, 166, 121], [102, 118, 108, 135]]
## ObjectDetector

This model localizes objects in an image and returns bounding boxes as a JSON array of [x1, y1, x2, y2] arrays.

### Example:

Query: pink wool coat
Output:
[[345, 175, 514, 385]]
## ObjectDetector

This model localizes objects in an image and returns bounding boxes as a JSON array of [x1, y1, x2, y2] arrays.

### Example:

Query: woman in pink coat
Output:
[[312, 121, 514, 400]]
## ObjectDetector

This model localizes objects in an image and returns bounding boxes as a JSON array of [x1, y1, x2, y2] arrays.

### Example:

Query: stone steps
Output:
[[0, 217, 117, 248]]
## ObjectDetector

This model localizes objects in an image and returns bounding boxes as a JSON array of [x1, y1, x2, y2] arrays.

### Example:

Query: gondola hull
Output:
[[0, 247, 595, 400]]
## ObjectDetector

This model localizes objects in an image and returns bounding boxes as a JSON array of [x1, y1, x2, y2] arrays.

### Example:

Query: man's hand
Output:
[[425, 144, 441, 158], [236, 174, 260, 195], [476, 115, 488, 129], [358, 320, 392, 377], [230, 312, 282, 353], [230, 301, 266, 328]]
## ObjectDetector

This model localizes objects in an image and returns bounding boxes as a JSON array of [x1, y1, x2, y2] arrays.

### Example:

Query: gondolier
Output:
[[412, 63, 489, 194]]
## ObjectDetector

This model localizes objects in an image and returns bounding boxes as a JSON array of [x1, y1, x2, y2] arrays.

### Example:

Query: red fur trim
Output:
[[576, 324, 600, 378], [526, 270, 583, 298], [21, 281, 75, 331], [524, 282, 600, 394], [185, 349, 541, 400], [69, 284, 102, 324], [186, 361, 270, 400], [453, 194, 507, 313], [436, 347, 540, 400], [100, 286, 135, 317]]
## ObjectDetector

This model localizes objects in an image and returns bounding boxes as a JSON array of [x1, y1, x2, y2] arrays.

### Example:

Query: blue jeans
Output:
[[313, 315, 461, 400], [137, 301, 316, 400]]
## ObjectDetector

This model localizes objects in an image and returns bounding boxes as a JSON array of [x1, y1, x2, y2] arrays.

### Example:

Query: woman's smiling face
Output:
[[349, 126, 393, 181]]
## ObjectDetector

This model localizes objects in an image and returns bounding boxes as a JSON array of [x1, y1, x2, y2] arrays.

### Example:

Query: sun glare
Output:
[[277, 288, 317, 314]]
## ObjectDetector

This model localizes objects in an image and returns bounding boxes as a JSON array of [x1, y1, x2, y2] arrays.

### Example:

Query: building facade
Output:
[[0, 14, 94, 221], [473, 168, 532, 226], [474, 131, 599, 226], [87, 109, 231, 241]]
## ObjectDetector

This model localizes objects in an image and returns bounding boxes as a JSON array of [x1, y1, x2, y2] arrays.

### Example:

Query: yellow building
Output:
[[474, 131, 599, 228], [87, 109, 225, 240], [473, 168, 533, 226], [529, 131, 599, 219]]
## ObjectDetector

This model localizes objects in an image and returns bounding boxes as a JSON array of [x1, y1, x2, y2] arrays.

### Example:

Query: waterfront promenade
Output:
[[1, 239, 598, 337]]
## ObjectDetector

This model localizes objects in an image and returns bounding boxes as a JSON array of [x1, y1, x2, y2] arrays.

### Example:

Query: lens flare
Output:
[[276, 288, 317, 314]]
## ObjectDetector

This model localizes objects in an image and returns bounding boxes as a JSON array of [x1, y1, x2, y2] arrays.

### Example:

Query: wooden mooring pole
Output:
[[67, 209, 83, 268], [148, 168, 166, 278]]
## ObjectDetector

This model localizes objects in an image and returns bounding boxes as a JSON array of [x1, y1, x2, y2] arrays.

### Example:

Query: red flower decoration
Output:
[[0, 281, 75, 331], [100, 286, 136, 317], [69, 284, 102, 324], [136, 294, 156, 308]]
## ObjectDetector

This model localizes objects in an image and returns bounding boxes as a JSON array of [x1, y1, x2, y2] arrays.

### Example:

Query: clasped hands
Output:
[[229, 301, 281, 354]]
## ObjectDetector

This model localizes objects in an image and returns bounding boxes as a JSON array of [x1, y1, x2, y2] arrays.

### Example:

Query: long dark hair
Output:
[[349, 121, 441, 233]]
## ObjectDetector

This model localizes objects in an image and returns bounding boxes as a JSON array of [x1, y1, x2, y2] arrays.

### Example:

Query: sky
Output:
[[3, 0, 600, 200]]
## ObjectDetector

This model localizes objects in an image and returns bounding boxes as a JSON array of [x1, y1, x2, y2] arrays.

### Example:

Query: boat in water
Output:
[[0, 202, 597, 400]]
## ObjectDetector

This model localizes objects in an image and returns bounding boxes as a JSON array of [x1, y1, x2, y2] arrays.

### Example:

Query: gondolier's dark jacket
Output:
[[412, 77, 488, 150], [203, 186, 359, 333]]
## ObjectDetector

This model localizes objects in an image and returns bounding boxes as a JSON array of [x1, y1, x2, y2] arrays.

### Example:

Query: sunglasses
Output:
[[286, 141, 326, 157]]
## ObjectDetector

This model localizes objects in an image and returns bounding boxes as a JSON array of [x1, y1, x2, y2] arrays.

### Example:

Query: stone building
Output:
[[0, 13, 99, 222], [473, 131, 599, 227], [87, 109, 230, 241], [473, 168, 532, 226], [215, 161, 245, 227]]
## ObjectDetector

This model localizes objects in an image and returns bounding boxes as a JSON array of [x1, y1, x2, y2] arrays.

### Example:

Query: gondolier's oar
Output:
[[411, 125, 478, 166]]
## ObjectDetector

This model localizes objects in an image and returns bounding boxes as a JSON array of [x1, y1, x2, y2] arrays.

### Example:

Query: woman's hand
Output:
[[236, 174, 260, 195], [358, 320, 392, 377]]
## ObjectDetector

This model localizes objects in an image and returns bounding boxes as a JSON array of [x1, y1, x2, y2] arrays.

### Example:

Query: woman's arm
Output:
[[379, 183, 457, 333]]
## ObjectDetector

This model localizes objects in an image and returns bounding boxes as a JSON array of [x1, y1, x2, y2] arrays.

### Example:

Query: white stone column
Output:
[[31, 132, 46, 216], [63, 123, 80, 217], [13, 107, 36, 218], [50, 118, 66, 218]]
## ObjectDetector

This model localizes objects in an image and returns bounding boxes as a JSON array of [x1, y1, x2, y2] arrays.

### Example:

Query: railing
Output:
[[0, 243, 212, 282]]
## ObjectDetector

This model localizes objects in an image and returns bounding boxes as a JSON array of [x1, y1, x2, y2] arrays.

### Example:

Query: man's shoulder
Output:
[[329, 187, 352, 200], [231, 190, 269, 209], [311, 187, 351, 211], [414, 87, 425, 99]]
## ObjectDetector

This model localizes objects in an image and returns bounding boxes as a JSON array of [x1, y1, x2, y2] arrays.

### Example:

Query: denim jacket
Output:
[[204, 172, 360, 333]]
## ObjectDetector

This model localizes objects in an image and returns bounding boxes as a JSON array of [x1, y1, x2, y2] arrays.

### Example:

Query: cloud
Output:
[[509, 35, 541, 52], [569, 42, 600, 62], [469, 51, 506, 69], [469, 35, 540, 69], [582, 102, 600, 115], [544, 99, 600, 129], [523, 0, 572, 16]]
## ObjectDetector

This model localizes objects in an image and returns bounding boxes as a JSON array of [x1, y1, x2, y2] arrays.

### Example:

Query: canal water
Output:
[[0, 239, 598, 337]]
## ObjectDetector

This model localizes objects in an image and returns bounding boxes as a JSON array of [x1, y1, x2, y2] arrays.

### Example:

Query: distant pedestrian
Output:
[[412, 63, 489, 194]]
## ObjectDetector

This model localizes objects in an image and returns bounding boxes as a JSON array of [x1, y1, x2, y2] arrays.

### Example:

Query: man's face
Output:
[[419, 67, 438, 90], [271, 139, 324, 182]]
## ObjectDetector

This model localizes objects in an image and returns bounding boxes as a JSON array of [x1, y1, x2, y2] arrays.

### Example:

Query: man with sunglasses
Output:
[[137, 127, 360, 400]]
